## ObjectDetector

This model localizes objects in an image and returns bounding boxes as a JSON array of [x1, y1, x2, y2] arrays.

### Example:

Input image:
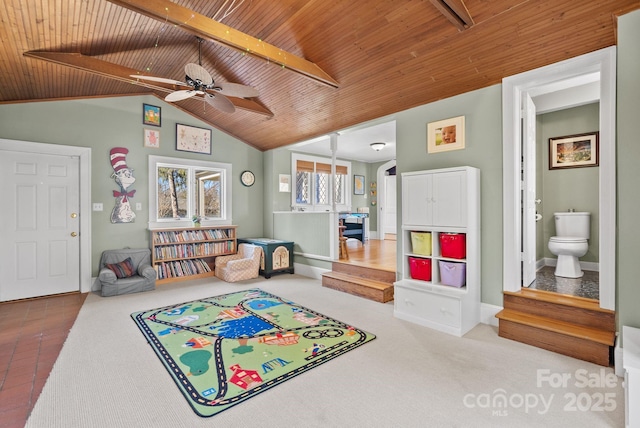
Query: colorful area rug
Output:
[[131, 288, 376, 417]]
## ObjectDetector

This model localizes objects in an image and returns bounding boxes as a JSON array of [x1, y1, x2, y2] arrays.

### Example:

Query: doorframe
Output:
[[502, 47, 616, 310], [0, 138, 92, 294], [377, 159, 396, 240]]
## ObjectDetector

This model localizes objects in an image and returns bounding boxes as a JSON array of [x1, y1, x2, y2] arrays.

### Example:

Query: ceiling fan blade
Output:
[[185, 63, 213, 85], [204, 93, 236, 114], [165, 90, 197, 102], [215, 82, 259, 98], [130, 74, 185, 86]]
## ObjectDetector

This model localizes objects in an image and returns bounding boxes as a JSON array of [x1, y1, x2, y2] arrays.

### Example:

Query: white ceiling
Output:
[[288, 119, 397, 164]]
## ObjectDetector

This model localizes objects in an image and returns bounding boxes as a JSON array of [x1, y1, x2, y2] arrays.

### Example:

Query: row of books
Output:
[[155, 259, 212, 279], [154, 242, 235, 260], [153, 228, 232, 244]]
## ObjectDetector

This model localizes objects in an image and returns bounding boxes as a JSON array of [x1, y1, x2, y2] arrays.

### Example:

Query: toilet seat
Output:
[[549, 236, 587, 243]]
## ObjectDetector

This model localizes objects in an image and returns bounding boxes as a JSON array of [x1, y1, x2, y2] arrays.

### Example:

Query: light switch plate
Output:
[[136, 203, 142, 211], [92, 203, 103, 211]]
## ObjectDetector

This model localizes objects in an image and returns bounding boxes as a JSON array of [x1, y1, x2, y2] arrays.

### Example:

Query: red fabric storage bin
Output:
[[409, 257, 431, 281], [439, 233, 466, 259]]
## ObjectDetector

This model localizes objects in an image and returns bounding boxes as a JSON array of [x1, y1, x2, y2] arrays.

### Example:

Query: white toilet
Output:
[[548, 212, 590, 278]]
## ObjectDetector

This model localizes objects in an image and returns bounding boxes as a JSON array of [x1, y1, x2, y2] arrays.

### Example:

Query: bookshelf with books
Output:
[[150, 226, 237, 284]]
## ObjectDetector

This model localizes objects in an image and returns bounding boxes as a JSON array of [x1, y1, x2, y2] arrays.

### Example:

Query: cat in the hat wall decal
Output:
[[109, 147, 136, 223]]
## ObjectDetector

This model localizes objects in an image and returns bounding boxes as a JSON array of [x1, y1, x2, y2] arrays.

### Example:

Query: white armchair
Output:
[[215, 244, 262, 282]]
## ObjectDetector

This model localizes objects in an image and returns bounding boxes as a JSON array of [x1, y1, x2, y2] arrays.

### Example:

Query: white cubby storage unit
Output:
[[394, 166, 480, 337]]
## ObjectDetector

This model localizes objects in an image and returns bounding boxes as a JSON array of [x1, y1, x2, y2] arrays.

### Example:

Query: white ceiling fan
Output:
[[130, 38, 258, 113]]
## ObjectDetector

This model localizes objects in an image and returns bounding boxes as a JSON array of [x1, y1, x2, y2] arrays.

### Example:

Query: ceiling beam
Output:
[[106, 0, 339, 88], [429, 0, 474, 31], [22, 51, 273, 116]]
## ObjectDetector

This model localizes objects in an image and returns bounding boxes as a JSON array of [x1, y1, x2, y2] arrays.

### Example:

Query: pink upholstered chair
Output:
[[215, 243, 263, 282]]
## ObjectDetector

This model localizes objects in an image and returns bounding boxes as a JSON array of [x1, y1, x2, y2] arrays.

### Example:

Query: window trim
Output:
[[291, 153, 351, 212], [148, 155, 232, 229]]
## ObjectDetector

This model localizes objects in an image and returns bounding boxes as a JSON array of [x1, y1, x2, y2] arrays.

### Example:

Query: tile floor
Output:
[[528, 265, 600, 300], [0, 293, 87, 428]]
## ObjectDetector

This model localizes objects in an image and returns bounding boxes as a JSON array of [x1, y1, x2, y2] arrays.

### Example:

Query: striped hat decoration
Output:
[[109, 147, 129, 173]]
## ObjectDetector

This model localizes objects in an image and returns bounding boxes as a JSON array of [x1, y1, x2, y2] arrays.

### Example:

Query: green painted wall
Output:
[[538, 103, 600, 262], [617, 9, 640, 331], [0, 95, 264, 276], [394, 84, 504, 306]]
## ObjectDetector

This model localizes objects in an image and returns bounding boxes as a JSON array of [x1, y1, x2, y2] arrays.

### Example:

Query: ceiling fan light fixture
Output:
[[370, 142, 386, 151]]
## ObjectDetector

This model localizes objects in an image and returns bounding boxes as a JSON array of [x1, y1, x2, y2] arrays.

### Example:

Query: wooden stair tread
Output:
[[496, 309, 615, 346], [505, 289, 612, 313], [322, 271, 393, 291]]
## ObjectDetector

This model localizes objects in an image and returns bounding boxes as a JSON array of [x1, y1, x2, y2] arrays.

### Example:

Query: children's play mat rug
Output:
[[131, 289, 376, 417]]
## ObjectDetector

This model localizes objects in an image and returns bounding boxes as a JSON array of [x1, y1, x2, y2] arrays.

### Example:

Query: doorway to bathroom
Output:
[[502, 47, 616, 311]]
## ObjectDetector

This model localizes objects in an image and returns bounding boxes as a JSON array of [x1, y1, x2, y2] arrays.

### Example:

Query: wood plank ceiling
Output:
[[1, 0, 638, 151]]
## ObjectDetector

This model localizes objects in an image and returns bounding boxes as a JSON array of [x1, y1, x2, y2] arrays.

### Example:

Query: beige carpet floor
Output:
[[26, 274, 624, 427]]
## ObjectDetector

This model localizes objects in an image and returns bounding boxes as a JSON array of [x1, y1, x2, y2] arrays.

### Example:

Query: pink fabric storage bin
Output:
[[438, 260, 466, 287], [409, 257, 431, 281], [439, 233, 466, 259]]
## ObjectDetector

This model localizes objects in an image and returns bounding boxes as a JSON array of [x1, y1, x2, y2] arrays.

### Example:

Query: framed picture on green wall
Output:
[[354, 174, 365, 195], [427, 115, 465, 153], [143, 104, 161, 127], [549, 132, 599, 170]]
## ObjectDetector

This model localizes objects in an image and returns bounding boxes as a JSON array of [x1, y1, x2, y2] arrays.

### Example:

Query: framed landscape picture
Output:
[[549, 132, 599, 170], [143, 103, 161, 127], [176, 123, 212, 155]]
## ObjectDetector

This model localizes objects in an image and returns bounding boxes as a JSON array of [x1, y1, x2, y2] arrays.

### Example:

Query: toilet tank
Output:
[[554, 212, 590, 239]]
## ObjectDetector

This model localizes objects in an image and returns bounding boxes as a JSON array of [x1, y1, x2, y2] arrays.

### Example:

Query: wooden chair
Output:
[[339, 219, 349, 260]]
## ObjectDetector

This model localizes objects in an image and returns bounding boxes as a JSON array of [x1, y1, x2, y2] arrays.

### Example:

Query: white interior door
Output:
[[0, 151, 80, 301], [522, 93, 537, 286], [384, 175, 397, 234]]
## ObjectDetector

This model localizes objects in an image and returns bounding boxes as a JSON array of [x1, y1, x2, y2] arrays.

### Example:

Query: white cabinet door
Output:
[[402, 173, 431, 226], [402, 170, 467, 227], [432, 171, 467, 227]]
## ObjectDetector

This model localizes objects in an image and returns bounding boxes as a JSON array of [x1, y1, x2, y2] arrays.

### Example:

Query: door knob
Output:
[[70, 232, 77, 237], [70, 213, 78, 218]]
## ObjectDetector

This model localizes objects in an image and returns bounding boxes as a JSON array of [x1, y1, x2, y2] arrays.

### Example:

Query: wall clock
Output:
[[241, 170, 255, 187]]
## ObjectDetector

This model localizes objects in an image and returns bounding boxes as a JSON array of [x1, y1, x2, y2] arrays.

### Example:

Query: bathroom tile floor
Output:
[[528, 266, 599, 300]]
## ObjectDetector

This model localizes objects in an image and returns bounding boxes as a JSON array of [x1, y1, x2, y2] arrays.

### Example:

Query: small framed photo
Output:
[[279, 174, 291, 192], [176, 123, 212, 155], [143, 128, 160, 148], [427, 115, 465, 153], [354, 174, 365, 195], [549, 132, 599, 170], [143, 104, 161, 127]]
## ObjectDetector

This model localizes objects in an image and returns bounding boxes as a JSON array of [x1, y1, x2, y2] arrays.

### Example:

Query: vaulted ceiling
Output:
[[1, 0, 638, 151]]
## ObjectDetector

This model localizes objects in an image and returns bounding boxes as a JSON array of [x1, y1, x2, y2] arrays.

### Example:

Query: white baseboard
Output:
[[293, 262, 330, 280], [481, 303, 502, 327], [614, 333, 624, 377]]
